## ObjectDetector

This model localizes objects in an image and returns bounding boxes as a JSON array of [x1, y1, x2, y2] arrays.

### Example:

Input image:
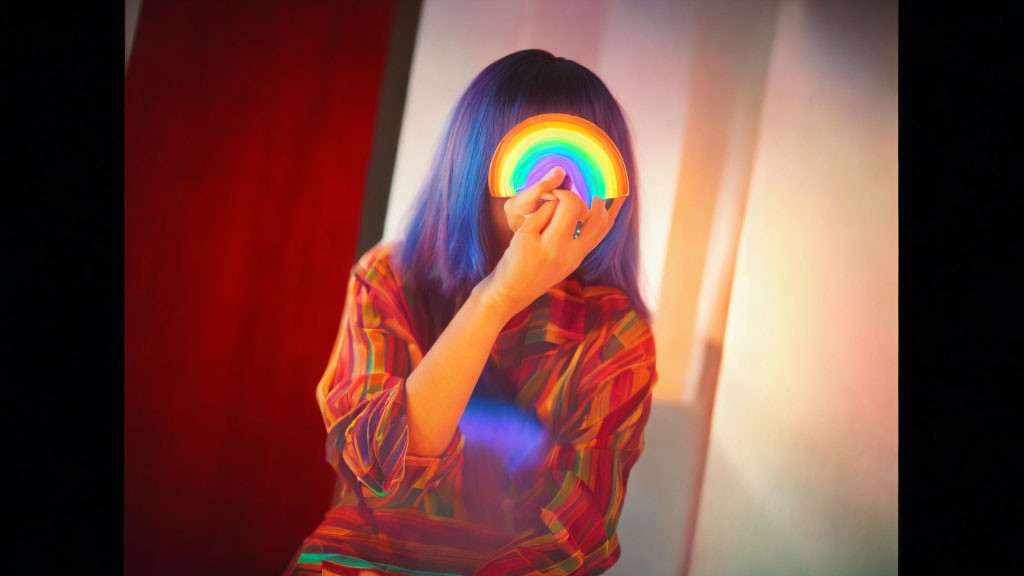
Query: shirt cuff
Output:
[[339, 376, 465, 501]]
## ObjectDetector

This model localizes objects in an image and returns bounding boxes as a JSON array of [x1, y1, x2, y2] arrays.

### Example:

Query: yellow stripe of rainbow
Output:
[[488, 113, 629, 202]]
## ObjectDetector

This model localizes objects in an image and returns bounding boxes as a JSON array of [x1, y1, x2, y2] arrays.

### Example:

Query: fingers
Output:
[[576, 196, 624, 247], [504, 198, 523, 232], [606, 196, 625, 223], [506, 166, 565, 233], [515, 166, 566, 211], [518, 196, 560, 235], [573, 196, 607, 247], [538, 192, 559, 202], [507, 194, 558, 234], [540, 189, 589, 244]]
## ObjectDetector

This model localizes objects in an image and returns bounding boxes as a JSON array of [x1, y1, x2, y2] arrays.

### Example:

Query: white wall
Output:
[[689, 2, 898, 574]]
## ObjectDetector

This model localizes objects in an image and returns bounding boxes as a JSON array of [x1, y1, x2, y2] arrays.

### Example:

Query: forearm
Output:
[[405, 280, 517, 457]]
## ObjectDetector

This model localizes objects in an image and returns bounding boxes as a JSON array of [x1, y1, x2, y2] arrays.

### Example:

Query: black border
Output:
[[900, 3, 1016, 573], [7, 2, 124, 574]]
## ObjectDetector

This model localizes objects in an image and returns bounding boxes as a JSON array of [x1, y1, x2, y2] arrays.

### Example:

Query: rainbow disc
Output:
[[487, 113, 629, 208]]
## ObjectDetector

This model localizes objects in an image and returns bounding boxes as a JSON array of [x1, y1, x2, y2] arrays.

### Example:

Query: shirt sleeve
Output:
[[474, 310, 657, 576], [315, 251, 465, 507]]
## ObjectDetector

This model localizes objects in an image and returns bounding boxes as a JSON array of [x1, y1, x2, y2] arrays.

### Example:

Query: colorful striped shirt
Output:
[[283, 240, 657, 576]]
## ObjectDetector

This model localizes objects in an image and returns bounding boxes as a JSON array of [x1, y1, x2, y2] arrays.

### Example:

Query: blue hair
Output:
[[396, 49, 651, 325]]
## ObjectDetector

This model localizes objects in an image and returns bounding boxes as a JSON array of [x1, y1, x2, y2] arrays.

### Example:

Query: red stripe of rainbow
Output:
[[488, 113, 629, 206]]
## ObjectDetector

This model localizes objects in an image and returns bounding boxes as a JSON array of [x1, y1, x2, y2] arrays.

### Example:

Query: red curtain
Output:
[[125, 2, 396, 574]]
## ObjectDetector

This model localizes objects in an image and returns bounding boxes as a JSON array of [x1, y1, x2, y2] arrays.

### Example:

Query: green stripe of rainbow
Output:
[[488, 113, 629, 201]]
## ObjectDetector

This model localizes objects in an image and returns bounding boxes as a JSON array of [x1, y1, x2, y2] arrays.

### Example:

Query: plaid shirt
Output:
[[285, 241, 657, 576]]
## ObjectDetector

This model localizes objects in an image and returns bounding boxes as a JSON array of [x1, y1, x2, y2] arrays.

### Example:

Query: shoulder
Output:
[[580, 284, 656, 374], [583, 285, 655, 358], [346, 241, 413, 318], [352, 240, 405, 290]]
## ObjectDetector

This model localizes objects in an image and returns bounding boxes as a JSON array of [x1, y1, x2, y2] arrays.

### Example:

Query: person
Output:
[[283, 49, 657, 576]]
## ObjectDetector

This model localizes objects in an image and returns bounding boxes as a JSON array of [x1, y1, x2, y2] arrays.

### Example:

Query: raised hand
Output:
[[478, 166, 625, 319]]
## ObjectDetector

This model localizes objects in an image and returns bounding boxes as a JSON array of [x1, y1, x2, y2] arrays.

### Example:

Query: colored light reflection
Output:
[[459, 396, 549, 474]]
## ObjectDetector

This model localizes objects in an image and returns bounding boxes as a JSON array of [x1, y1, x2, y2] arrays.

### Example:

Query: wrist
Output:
[[471, 276, 521, 324]]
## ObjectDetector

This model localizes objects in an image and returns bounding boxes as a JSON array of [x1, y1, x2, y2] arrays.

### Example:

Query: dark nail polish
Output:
[[605, 198, 614, 209], [573, 220, 583, 239]]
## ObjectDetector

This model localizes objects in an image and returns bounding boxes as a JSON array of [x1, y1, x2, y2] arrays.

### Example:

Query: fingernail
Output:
[[605, 198, 614, 209], [573, 220, 583, 239]]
